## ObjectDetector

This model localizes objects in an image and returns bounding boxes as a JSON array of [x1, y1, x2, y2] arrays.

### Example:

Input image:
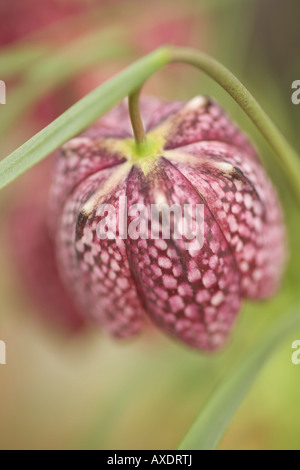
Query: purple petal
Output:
[[56, 164, 145, 338], [125, 158, 241, 350]]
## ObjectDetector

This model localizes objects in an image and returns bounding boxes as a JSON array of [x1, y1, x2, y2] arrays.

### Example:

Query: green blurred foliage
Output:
[[0, 0, 299, 450]]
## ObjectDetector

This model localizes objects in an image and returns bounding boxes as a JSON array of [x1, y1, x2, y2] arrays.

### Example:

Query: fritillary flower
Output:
[[48, 96, 286, 350]]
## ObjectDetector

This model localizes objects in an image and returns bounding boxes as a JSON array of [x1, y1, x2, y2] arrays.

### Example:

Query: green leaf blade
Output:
[[0, 46, 170, 189], [178, 303, 300, 450]]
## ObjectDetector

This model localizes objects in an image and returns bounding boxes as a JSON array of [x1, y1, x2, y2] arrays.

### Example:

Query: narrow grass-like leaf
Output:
[[0, 47, 170, 189], [0, 28, 131, 138], [178, 302, 300, 450]]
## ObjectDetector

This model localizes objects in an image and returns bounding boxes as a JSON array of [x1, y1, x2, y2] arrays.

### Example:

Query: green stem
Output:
[[169, 48, 300, 206], [128, 87, 148, 151], [126, 46, 300, 206], [0, 47, 170, 189], [1, 45, 300, 205]]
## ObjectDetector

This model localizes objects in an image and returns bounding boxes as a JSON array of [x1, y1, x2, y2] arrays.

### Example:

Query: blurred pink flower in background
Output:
[[0, 0, 90, 45], [10, 162, 86, 332]]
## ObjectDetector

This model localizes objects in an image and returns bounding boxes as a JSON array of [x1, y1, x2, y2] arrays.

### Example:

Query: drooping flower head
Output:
[[49, 96, 286, 350]]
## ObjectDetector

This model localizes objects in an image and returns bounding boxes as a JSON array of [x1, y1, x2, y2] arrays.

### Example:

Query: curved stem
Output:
[[0, 47, 170, 189], [168, 47, 300, 206], [128, 87, 147, 148], [1, 45, 300, 205]]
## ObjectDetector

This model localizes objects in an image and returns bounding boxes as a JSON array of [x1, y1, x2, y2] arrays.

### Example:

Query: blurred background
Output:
[[0, 0, 300, 450]]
